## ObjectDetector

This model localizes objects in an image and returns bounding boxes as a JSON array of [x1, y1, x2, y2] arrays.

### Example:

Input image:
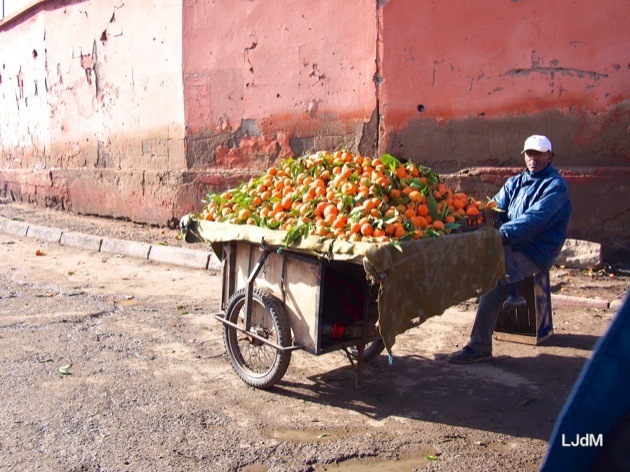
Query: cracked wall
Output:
[[0, 0, 187, 224], [182, 0, 378, 176]]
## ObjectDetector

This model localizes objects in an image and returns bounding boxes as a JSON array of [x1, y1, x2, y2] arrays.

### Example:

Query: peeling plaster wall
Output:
[[378, 0, 630, 261], [0, 0, 186, 224], [182, 0, 378, 176], [378, 0, 629, 165]]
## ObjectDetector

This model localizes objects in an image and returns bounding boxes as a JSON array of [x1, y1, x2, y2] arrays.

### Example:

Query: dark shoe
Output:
[[502, 294, 527, 311], [447, 346, 492, 364]]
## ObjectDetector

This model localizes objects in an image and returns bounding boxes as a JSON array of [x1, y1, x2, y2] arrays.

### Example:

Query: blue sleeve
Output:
[[499, 178, 570, 245], [493, 177, 516, 225]]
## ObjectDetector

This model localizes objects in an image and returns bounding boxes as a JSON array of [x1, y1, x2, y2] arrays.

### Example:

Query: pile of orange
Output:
[[200, 151, 496, 244]]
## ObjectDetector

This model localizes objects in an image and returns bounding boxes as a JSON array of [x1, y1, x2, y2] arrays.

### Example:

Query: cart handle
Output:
[[213, 314, 304, 352]]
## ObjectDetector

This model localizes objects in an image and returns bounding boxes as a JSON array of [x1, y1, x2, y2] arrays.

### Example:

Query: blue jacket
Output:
[[494, 164, 572, 271]]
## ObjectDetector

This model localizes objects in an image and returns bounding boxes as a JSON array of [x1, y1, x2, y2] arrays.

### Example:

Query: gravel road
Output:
[[0, 202, 627, 471]]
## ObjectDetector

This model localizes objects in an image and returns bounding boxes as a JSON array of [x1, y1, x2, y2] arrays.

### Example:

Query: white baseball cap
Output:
[[522, 135, 552, 154]]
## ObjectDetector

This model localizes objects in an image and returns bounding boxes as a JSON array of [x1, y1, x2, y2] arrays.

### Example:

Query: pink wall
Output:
[[381, 0, 628, 122], [0, 0, 186, 223], [182, 0, 377, 179], [378, 0, 629, 168]]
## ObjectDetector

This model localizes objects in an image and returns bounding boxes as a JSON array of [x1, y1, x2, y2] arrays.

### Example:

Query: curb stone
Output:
[[0, 216, 217, 271], [101, 238, 152, 259], [0, 218, 29, 237], [60, 231, 103, 252], [26, 224, 63, 243], [610, 293, 628, 313], [148, 244, 212, 270], [551, 294, 609, 310]]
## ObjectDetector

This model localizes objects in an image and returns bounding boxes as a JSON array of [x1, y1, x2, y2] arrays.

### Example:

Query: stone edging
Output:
[[0, 217, 222, 271]]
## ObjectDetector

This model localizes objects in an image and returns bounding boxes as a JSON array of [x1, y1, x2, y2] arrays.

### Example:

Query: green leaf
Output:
[[317, 433, 330, 439], [59, 363, 73, 375], [408, 178, 426, 189], [391, 240, 403, 253], [283, 223, 310, 246], [266, 220, 281, 230], [349, 207, 364, 220], [424, 454, 440, 461], [427, 194, 439, 220], [380, 153, 401, 171]]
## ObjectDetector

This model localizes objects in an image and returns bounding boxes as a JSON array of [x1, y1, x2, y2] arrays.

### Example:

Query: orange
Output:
[[412, 229, 424, 239], [465, 205, 480, 216], [372, 227, 385, 237], [237, 209, 250, 221], [360, 223, 374, 236], [411, 215, 429, 228], [408, 190, 423, 203], [394, 226, 407, 238], [362, 199, 376, 211], [316, 201, 328, 216], [281, 195, 293, 210], [432, 220, 445, 231], [323, 204, 338, 218], [395, 165, 408, 178]]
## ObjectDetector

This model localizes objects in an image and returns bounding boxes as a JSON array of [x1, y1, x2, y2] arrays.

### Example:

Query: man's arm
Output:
[[492, 176, 516, 226], [499, 179, 570, 245]]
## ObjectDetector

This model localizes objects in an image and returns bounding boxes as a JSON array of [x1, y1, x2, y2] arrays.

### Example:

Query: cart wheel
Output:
[[348, 339, 385, 362], [223, 287, 292, 389]]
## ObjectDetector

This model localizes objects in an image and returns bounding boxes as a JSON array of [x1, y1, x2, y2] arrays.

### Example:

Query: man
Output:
[[448, 135, 572, 364]]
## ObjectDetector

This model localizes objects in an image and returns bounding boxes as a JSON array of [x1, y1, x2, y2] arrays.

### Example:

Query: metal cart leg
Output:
[[244, 249, 272, 331]]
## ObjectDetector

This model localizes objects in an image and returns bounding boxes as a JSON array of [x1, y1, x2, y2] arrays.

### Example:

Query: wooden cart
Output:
[[182, 214, 504, 390], [216, 238, 384, 389]]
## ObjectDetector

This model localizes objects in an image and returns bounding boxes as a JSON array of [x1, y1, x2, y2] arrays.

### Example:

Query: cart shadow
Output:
[[272, 351, 592, 440]]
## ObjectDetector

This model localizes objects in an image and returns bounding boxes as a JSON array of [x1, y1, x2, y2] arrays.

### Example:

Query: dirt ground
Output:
[[0, 202, 628, 471]]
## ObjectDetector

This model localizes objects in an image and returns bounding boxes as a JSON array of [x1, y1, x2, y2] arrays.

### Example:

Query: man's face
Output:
[[523, 150, 552, 173]]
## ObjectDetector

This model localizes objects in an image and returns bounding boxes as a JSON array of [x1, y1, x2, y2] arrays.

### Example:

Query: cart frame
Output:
[[214, 239, 383, 389]]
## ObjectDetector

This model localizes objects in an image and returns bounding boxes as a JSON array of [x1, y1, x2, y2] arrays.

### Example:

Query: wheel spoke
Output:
[[232, 300, 279, 375]]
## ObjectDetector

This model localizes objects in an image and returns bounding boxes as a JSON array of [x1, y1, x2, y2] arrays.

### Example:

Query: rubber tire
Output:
[[348, 338, 385, 363], [223, 287, 292, 389]]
